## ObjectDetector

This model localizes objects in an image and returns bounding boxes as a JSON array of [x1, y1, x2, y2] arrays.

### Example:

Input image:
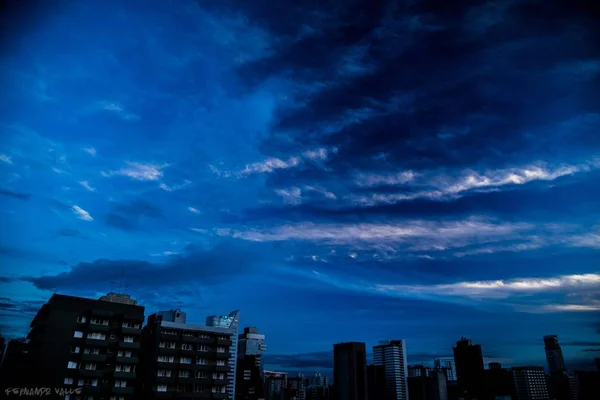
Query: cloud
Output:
[[159, 179, 191, 192], [0, 298, 46, 314], [102, 162, 168, 181], [83, 147, 96, 156], [78, 180, 96, 192], [541, 303, 600, 312], [274, 187, 302, 205], [264, 351, 333, 370], [0, 188, 30, 200], [0, 154, 13, 164], [241, 156, 301, 175], [188, 207, 201, 214], [355, 171, 416, 187], [105, 213, 137, 231], [72, 205, 93, 221], [93, 101, 140, 121]]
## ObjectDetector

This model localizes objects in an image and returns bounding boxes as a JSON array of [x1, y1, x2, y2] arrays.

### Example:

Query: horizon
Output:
[[0, 0, 599, 385]]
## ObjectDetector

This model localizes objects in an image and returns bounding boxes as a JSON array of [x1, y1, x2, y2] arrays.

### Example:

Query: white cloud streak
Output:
[[83, 147, 97, 156], [79, 180, 96, 192], [0, 154, 13, 164], [241, 156, 301, 175], [187, 207, 201, 214], [95, 101, 140, 121], [72, 205, 93, 221], [160, 180, 191, 192], [102, 162, 168, 181]]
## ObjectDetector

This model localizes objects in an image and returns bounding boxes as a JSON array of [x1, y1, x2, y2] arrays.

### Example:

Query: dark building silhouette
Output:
[[483, 366, 513, 399], [142, 309, 233, 398], [408, 370, 448, 400], [264, 370, 287, 400], [236, 327, 266, 400], [374, 339, 409, 400], [453, 338, 484, 399], [21, 293, 145, 399], [333, 342, 368, 400], [0, 337, 31, 392], [595, 358, 600, 372], [367, 364, 386, 400], [544, 335, 566, 374], [512, 366, 549, 400], [488, 362, 502, 370], [573, 370, 600, 400]]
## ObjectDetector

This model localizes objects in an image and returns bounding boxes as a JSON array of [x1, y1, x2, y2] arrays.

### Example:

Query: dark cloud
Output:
[[562, 341, 600, 347], [0, 188, 30, 200], [105, 213, 138, 231], [582, 349, 600, 353], [56, 228, 89, 239], [104, 199, 165, 231], [114, 199, 164, 219], [0, 277, 14, 283], [0, 298, 46, 314], [264, 351, 333, 370]]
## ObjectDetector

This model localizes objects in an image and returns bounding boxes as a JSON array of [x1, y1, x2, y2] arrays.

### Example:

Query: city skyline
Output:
[[1, 0, 599, 378]]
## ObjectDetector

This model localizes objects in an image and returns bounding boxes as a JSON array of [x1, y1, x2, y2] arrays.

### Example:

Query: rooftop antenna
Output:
[[118, 268, 124, 294]]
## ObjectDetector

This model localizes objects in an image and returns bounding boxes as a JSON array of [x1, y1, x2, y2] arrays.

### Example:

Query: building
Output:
[[433, 358, 457, 382], [453, 337, 485, 399], [143, 309, 233, 398], [544, 335, 566, 374], [373, 340, 409, 400], [408, 369, 448, 400], [236, 327, 266, 400], [483, 366, 513, 399], [408, 365, 431, 377], [207, 311, 240, 400], [333, 342, 368, 400], [23, 292, 144, 399], [305, 385, 329, 400], [367, 364, 386, 400], [573, 370, 600, 400], [488, 362, 502, 370], [512, 366, 550, 400], [0, 338, 31, 392], [264, 370, 287, 400], [288, 374, 307, 400]]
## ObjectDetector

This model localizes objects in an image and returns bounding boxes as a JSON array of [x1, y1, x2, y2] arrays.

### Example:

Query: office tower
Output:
[[236, 327, 267, 400], [484, 365, 513, 399], [512, 366, 550, 400], [333, 342, 368, 400], [434, 358, 457, 382], [207, 310, 240, 400], [143, 309, 233, 398], [367, 364, 386, 400], [24, 292, 144, 399], [544, 335, 566, 374], [488, 362, 502, 370], [265, 370, 287, 400], [408, 370, 448, 400], [408, 365, 431, 377], [453, 337, 485, 399], [373, 340, 409, 400]]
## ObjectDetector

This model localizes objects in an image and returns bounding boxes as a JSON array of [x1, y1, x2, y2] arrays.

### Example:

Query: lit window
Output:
[[197, 358, 206, 365], [123, 336, 134, 343], [216, 360, 225, 366], [77, 316, 86, 323], [156, 384, 167, 392], [64, 377, 74, 385], [180, 357, 192, 364], [114, 380, 127, 388], [71, 346, 80, 353], [198, 345, 208, 352], [73, 331, 83, 338], [67, 361, 78, 369]]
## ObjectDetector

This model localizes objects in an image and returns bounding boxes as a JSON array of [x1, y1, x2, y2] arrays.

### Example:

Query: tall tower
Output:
[[453, 337, 485, 398], [333, 342, 368, 400], [206, 310, 240, 400], [236, 327, 267, 400], [373, 340, 409, 400], [544, 335, 566, 374]]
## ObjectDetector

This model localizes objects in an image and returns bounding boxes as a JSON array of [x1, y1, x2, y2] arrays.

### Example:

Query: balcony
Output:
[[157, 361, 176, 369], [175, 376, 196, 384], [213, 378, 228, 386], [156, 375, 175, 383], [116, 356, 138, 364], [121, 326, 142, 335], [216, 338, 232, 346], [81, 354, 107, 362], [215, 365, 229, 373], [78, 369, 103, 378], [158, 347, 178, 355], [88, 324, 110, 332], [118, 341, 140, 349], [112, 387, 134, 394], [181, 335, 200, 343], [215, 352, 229, 360], [114, 371, 136, 379], [85, 338, 108, 347]]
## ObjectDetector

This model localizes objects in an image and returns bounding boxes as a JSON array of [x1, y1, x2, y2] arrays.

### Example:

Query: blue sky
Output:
[[0, 0, 599, 374]]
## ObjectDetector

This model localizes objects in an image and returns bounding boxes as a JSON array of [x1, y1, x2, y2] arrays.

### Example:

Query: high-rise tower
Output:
[[373, 340, 409, 400], [206, 311, 240, 399], [333, 342, 368, 400]]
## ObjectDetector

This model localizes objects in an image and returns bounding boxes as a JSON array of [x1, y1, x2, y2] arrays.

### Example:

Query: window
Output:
[[196, 371, 206, 378], [179, 370, 189, 378], [212, 373, 225, 380], [84, 348, 100, 355], [71, 346, 80, 353], [77, 316, 86, 323], [194, 385, 205, 392], [67, 361, 78, 369], [180, 357, 192, 364], [196, 358, 206, 365], [90, 318, 108, 325], [117, 350, 132, 357], [212, 386, 226, 393], [114, 380, 127, 388], [74, 331, 83, 338], [157, 369, 171, 377], [216, 360, 225, 366], [116, 365, 131, 372], [182, 343, 192, 351], [216, 347, 226, 353], [123, 336, 134, 343], [198, 345, 208, 352], [78, 380, 84, 387], [156, 385, 167, 392], [183, 331, 194, 337], [122, 322, 140, 329], [218, 336, 228, 340], [157, 355, 174, 363], [87, 333, 106, 340], [163, 329, 177, 335], [84, 363, 97, 370], [64, 377, 74, 385], [199, 334, 210, 339], [177, 384, 184, 392]]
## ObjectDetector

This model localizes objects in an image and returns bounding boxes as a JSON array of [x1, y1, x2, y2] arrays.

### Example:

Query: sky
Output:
[[0, 0, 599, 375]]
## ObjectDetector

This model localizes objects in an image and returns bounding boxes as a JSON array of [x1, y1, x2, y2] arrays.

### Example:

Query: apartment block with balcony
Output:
[[25, 292, 144, 400], [142, 310, 233, 399]]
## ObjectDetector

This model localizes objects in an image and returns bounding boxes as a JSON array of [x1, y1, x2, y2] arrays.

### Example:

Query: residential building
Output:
[[264, 370, 287, 400], [305, 385, 329, 400], [143, 309, 233, 398], [408, 369, 448, 400], [0, 338, 31, 392], [433, 358, 457, 382], [408, 365, 431, 377], [453, 337, 485, 399], [288, 374, 306, 400], [483, 366, 513, 399], [236, 327, 267, 400], [207, 311, 240, 400], [333, 342, 368, 400], [373, 340, 409, 400], [512, 366, 550, 400], [367, 364, 386, 400]]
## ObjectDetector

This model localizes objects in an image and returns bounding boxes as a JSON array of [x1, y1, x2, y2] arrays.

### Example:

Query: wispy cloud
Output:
[[102, 162, 168, 181], [187, 207, 201, 214], [79, 180, 96, 192], [241, 156, 302, 175], [0, 154, 13, 164], [93, 101, 140, 121], [72, 205, 93, 221], [354, 158, 600, 205], [149, 251, 180, 257], [274, 187, 303, 204], [83, 147, 97, 156], [542, 303, 600, 312], [159, 180, 191, 192], [303, 147, 336, 161]]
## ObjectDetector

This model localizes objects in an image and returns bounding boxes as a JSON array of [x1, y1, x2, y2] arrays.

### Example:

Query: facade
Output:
[[408, 365, 431, 378], [367, 364, 386, 400], [143, 309, 233, 399], [0, 338, 31, 392], [453, 337, 485, 399], [264, 370, 287, 400], [544, 335, 566, 374], [373, 340, 409, 400], [433, 358, 456, 382], [408, 370, 448, 400], [512, 366, 549, 400], [333, 342, 368, 400], [207, 311, 240, 400], [484, 367, 513, 399], [236, 327, 267, 400]]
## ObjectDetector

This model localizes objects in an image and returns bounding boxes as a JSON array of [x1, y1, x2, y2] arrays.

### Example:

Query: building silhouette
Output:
[[236, 327, 267, 400], [333, 342, 368, 400], [433, 358, 457, 382], [512, 366, 550, 400], [373, 340, 409, 400], [142, 309, 233, 398], [453, 338, 484, 399], [367, 364, 386, 400], [265, 370, 287, 400], [207, 311, 240, 399], [544, 335, 566, 374], [23, 292, 145, 399]]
